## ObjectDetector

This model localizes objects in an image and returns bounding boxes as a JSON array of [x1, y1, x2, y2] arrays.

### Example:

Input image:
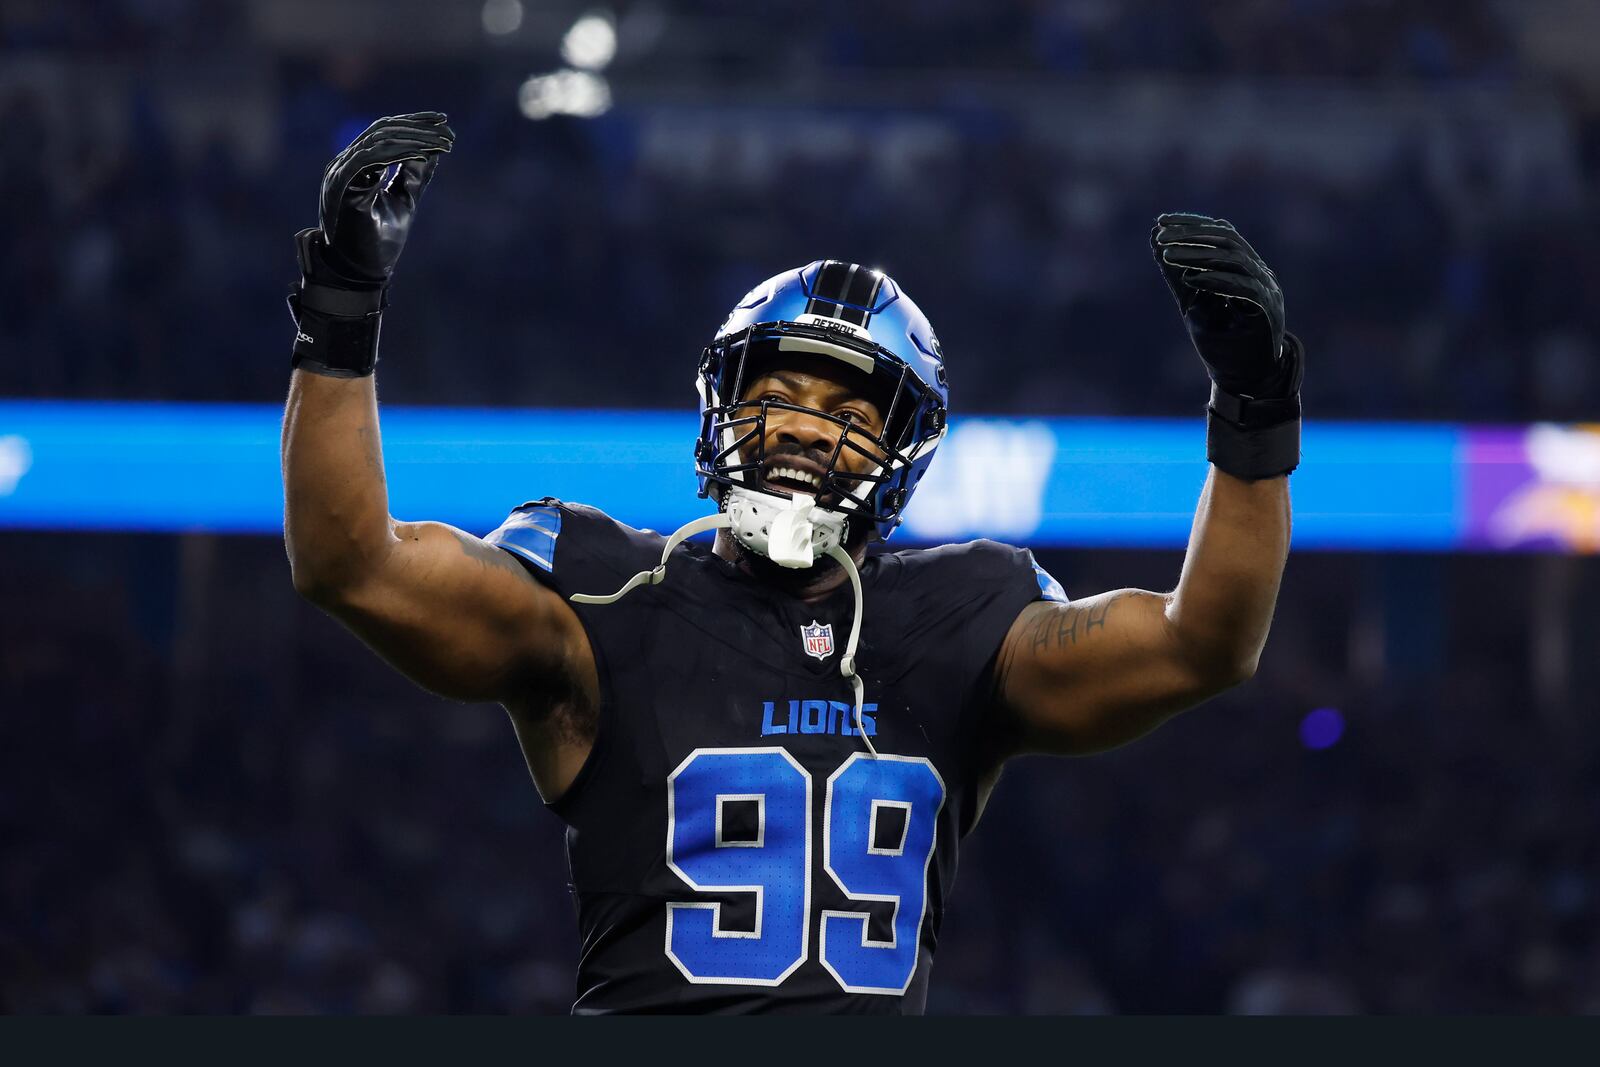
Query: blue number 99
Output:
[[821, 754, 945, 994], [665, 748, 944, 994], [665, 748, 811, 985]]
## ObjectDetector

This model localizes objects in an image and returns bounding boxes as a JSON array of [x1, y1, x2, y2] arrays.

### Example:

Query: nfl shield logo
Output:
[[800, 620, 834, 661]]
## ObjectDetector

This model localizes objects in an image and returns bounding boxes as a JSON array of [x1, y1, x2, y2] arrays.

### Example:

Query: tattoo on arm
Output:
[[1026, 594, 1124, 657], [988, 593, 1131, 751]]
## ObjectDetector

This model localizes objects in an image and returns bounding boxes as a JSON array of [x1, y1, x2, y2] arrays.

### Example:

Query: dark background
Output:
[[2, 0, 1598, 1012]]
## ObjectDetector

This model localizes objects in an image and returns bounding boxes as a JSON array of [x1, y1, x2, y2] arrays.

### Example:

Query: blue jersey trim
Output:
[[1031, 557, 1068, 603], [485, 504, 562, 573]]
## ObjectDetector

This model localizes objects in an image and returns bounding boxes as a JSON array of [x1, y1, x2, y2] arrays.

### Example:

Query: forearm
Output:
[[1166, 467, 1290, 681], [281, 368, 395, 598]]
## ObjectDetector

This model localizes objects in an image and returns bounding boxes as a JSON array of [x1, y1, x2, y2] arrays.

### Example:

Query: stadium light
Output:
[[518, 70, 612, 120], [561, 10, 617, 71], [481, 0, 523, 36]]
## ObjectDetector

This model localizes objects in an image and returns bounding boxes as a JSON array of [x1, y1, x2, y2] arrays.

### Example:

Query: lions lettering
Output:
[[760, 700, 877, 738]]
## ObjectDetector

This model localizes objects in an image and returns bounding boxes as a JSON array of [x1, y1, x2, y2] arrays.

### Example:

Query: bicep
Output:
[[316, 518, 590, 706], [992, 590, 1225, 756]]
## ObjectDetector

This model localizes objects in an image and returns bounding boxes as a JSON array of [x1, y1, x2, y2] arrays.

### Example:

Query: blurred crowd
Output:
[[1, 534, 580, 1013], [1, 0, 1598, 419], [2, 536, 1596, 1013]]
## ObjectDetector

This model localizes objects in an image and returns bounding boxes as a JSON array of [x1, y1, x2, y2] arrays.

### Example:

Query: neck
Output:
[[712, 529, 867, 603]]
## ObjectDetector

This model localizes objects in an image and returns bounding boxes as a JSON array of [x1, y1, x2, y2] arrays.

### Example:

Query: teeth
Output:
[[770, 466, 820, 489]]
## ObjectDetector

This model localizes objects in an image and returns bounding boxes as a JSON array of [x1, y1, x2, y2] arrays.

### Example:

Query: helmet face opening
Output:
[[696, 261, 949, 540]]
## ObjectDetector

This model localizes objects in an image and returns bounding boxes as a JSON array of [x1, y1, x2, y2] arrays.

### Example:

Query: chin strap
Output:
[[569, 511, 878, 759], [823, 543, 876, 759], [568, 513, 730, 605]]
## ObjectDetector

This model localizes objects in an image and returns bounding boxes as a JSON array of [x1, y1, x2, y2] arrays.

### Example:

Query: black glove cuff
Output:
[[1208, 381, 1301, 430], [293, 227, 386, 316], [287, 290, 381, 378], [299, 279, 386, 318]]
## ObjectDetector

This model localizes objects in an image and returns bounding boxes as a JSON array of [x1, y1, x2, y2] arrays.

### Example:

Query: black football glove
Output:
[[288, 111, 454, 377], [1151, 212, 1303, 479]]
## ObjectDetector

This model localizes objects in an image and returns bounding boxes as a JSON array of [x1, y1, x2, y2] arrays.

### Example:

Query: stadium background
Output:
[[3, 0, 1599, 1012]]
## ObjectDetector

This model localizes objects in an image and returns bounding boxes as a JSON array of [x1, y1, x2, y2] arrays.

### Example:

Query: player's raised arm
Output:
[[280, 114, 596, 789], [993, 214, 1300, 756]]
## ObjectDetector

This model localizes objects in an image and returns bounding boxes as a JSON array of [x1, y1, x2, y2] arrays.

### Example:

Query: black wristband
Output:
[[287, 290, 382, 378], [1205, 333, 1304, 480], [286, 227, 388, 377], [1207, 404, 1300, 480]]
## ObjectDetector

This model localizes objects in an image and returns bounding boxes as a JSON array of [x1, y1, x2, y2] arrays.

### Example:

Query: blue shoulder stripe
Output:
[[1031, 555, 1068, 603], [485, 503, 562, 573]]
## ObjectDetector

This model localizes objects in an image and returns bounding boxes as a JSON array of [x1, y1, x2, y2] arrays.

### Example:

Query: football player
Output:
[[282, 114, 1301, 1013]]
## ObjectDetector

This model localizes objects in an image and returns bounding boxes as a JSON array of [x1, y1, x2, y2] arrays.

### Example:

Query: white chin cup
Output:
[[724, 485, 849, 569]]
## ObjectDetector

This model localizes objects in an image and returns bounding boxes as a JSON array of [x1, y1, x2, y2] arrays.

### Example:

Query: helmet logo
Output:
[[800, 620, 835, 660]]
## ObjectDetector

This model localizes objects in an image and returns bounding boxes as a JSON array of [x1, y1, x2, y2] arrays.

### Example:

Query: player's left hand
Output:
[[1151, 213, 1292, 399]]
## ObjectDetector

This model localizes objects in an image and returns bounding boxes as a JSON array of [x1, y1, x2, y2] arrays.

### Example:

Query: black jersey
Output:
[[485, 498, 1066, 1014]]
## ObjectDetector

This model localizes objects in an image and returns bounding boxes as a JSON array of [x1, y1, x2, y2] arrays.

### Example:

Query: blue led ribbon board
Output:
[[0, 400, 1592, 552]]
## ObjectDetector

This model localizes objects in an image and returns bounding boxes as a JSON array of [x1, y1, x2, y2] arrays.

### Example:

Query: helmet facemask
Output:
[[697, 324, 943, 563]]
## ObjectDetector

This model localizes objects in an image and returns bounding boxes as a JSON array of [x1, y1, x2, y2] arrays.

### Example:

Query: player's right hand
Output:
[[301, 111, 455, 292]]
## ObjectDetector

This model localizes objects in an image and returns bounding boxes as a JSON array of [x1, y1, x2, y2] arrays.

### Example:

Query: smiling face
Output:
[[735, 352, 891, 509]]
